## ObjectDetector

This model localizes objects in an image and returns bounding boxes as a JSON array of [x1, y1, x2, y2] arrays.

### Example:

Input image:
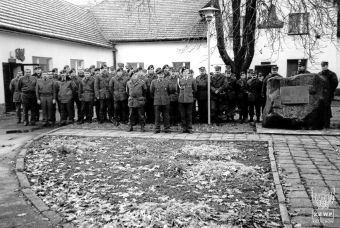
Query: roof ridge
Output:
[[86, 8, 111, 43]]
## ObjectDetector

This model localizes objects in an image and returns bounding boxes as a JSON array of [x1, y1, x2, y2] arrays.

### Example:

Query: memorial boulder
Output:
[[262, 73, 330, 130]]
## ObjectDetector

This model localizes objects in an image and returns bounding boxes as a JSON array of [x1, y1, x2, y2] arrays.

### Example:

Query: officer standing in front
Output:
[[196, 66, 208, 123], [224, 65, 237, 122], [210, 66, 226, 124], [9, 71, 23, 124], [78, 70, 95, 124], [178, 68, 197, 133], [18, 69, 37, 126], [126, 72, 147, 132]]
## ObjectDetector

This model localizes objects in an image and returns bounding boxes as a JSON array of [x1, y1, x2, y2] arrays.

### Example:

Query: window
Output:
[[126, 62, 144, 69], [258, 4, 284, 29], [172, 62, 190, 71], [97, 61, 107, 68], [70, 59, 84, 71], [32, 57, 52, 71], [288, 13, 309, 35]]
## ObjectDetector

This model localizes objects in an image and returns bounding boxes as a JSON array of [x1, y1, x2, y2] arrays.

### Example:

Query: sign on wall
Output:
[[15, 48, 25, 62]]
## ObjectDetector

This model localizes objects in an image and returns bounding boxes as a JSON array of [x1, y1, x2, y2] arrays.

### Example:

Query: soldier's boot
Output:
[[249, 117, 254, 122], [141, 125, 145, 132], [128, 126, 133, 132], [256, 116, 260, 122], [17, 119, 21, 124]]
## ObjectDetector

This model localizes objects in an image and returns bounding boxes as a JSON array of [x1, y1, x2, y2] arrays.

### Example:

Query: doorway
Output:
[[2, 63, 39, 112], [255, 63, 277, 78]]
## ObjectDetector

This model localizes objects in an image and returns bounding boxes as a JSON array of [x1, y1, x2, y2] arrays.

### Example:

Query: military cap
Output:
[[116, 68, 123, 72], [118, 63, 124, 68], [51, 68, 58, 73], [180, 67, 187, 74], [271, 66, 279, 70], [84, 68, 91, 73], [148, 65, 154, 70], [247, 69, 254, 74], [94, 68, 100, 72], [225, 65, 232, 70], [156, 68, 163, 74], [321, 61, 329, 66], [63, 65, 70, 69], [34, 66, 41, 70], [199, 66, 206, 70], [101, 64, 108, 69], [162, 64, 170, 70], [214, 65, 221, 71], [89, 65, 96, 69]]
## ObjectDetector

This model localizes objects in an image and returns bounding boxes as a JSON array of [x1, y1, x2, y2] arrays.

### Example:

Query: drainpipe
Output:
[[111, 42, 117, 70]]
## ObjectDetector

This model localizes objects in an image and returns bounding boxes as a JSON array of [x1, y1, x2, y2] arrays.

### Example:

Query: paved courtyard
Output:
[[1, 114, 340, 227]]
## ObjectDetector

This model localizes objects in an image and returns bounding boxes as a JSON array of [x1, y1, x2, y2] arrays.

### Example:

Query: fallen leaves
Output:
[[24, 136, 281, 227]]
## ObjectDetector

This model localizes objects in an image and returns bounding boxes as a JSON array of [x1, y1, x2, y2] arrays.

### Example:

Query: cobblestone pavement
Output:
[[49, 128, 340, 228]]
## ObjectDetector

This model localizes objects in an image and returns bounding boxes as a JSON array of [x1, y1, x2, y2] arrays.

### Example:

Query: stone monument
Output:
[[262, 73, 330, 130]]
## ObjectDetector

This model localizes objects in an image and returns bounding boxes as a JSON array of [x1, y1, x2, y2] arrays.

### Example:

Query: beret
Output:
[[162, 64, 169, 70], [321, 61, 328, 66], [148, 65, 154, 70], [156, 68, 163, 74]]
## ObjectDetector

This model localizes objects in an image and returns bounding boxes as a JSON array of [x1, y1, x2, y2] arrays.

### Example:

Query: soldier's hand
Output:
[[52, 99, 56, 104], [37, 100, 41, 105]]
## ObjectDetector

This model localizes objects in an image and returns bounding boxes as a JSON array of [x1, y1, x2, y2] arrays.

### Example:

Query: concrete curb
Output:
[[6, 126, 45, 134], [15, 127, 64, 226], [268, 140, 292, 228]]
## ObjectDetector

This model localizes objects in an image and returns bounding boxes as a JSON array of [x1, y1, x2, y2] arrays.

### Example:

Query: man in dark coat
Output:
[[110, 68, 129, 126], [168, 69, 179, 125], [236, 71, 249, 123], [18, 69, 37, 126], [178, 68, 197, 133], [126, 73, 147, 132], [163, 64, 171, 79], [36, 72, 56, 126], [150, 68, 171, 133], [247, 70, 262, 122], [144, 65, 158, 123], [196, 66, 208, 123], [224, 65, 237, 122], [211, 66, 226, 124], [319, 61, 339, 128], [95, 65, 113, 123], [55, 72, 77, 125], [93, 67, 101, 121], [32, 66, 42, 121], [78, 70, 95, 123], [9, 71, 23, 123], [70, 69, 82, 123]]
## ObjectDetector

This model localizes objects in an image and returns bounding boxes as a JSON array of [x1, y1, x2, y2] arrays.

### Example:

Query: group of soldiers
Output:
[[9, 60, 338, 132]]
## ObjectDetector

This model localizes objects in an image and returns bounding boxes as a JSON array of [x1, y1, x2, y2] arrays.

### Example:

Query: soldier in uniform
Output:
[[36, 72, 56, 126], [163, 64, 171, 79], [32, 66, 42, 121], [95, 65, 113, 123], [168, 68, 179, 125], [70, 69, 82, 123], [247, 70, 262, 122], [51, 68, 60, 121], [145, 65, 158, 123], [18, 69, 37, 126], [291, 60, 310, 76], [55, 72, 77, 125], [210, 65, 226, 124], [110, 68, 129, 126], [32, 66, 42, 79], [178, 68, 197, 133], [257, 73, 265, 112], [196, 67, 208, 123], [261, 66, 282, 104], [78, 70, 95, 124], [236, 71, 249, 123], [224, 65, 237, 121], [47, 71, 57, 125], [93, 68, 101, 121], [9, 71, 23, 124], [150, 68, 171, 133], [126, 73, 147, 132], [319, 61, 339, 128]]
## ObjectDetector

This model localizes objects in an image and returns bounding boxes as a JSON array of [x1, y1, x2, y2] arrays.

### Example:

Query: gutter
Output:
[[0, 23, 112, 49], [110, 37, 207, 44]]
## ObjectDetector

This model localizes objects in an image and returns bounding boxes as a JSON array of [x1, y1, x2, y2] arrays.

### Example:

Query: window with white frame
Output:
[[32, 56, 52, 71], [288, 13, 309, 35], [70, 59, 84, 72], [97, 61, 107, 68]]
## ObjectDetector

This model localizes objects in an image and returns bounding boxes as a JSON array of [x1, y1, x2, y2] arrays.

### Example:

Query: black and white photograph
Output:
[[0, 0, 340, 227]]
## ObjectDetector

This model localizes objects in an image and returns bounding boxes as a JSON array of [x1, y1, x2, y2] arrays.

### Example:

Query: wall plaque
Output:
[[280, 86, 309, 104]]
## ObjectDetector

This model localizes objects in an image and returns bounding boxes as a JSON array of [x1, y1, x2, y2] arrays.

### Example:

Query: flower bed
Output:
[[25, 136, 281, 227]]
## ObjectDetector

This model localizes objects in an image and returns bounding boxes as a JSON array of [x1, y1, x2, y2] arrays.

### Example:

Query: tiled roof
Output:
[[90, 0, 208, 42], [0, 0, 111, 48]]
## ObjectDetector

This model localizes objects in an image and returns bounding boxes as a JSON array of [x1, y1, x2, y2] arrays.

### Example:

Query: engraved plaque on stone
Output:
[[280, 86, 309, 104]]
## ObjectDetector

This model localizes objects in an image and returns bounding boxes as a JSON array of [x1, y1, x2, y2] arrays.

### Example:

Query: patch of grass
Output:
[[25, 136, 281, 227]]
